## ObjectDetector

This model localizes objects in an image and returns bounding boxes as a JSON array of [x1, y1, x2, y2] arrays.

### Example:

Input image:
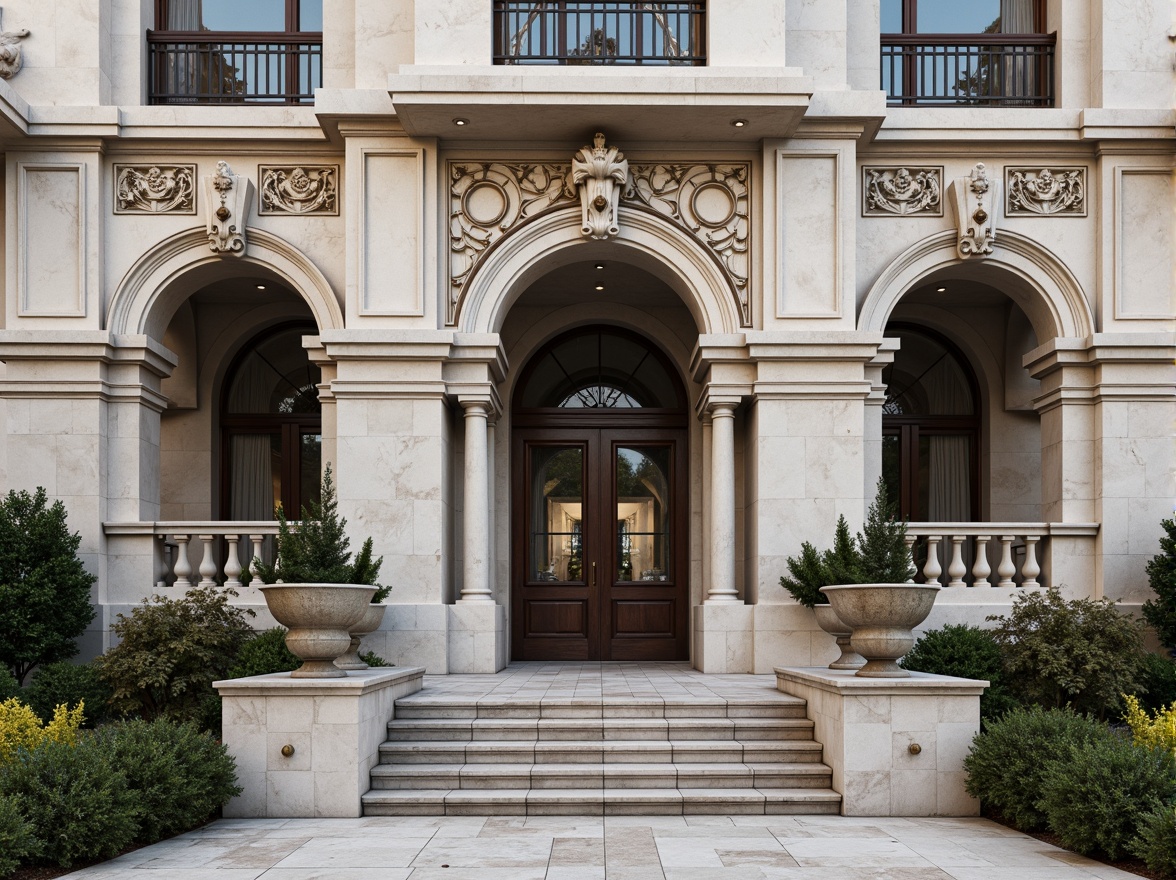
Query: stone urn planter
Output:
[[259, 583, 376, 678], [813, 604, 866, 670], [334, 602, 387, 670], [819, 583, 940, 678]]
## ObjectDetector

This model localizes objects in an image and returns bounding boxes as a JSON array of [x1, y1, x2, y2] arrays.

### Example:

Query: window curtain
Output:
[[999, 0, 1037, 101], [228, 358, 275, 522], [164, 0, 203, 100], [925, 360, 972, 523]]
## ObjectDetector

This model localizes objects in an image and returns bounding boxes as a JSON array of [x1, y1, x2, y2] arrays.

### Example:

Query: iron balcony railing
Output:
[[493, 1, 705, 65], [881, 33, 1056, 106], [147, 31, 322, 104]]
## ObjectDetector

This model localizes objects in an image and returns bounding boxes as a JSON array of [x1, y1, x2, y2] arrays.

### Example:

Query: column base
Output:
[[692, 603, 754, 673], [447, 603, 507, 673]]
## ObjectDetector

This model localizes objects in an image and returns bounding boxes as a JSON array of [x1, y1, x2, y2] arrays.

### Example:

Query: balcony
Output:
[[147, 32, 322, 104], [493, 1, 706, 66], [881, 33, 1056, 106]]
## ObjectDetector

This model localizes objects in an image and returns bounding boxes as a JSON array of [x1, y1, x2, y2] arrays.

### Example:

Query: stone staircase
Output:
[[361, 691, 841, 816]]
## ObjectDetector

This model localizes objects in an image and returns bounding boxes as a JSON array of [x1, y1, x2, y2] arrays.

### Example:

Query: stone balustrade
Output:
[[905, 522, 1099, 589], [103, 521, 281, 590]]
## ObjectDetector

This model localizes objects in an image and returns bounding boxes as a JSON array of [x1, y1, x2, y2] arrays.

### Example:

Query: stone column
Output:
[[460, 400, 493, 603], [706, 402, 740, 603]]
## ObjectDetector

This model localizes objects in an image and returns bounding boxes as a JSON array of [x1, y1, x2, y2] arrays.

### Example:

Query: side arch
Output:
[[457, 206, 745, 335], [108, 227, 344, 339], [858, 229, 1095, 341]]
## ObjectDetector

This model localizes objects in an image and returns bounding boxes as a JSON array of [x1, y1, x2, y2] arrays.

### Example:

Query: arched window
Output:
[[220, 323, 321, 520], [881, 326, 980, 521]]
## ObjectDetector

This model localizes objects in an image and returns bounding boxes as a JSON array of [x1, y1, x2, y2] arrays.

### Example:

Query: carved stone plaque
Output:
[[1005, 167, 1086, 216], [862, 166, 943, 217], [114, 164, 197, 214], [259, 165, 339, 215]]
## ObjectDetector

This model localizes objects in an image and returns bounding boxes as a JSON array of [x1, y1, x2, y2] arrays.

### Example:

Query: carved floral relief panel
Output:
[[259, 166, 339, 215], [861, 166, 943, 217], [1005, 167, 1086, 216], [448, 159, 751, 326], [114, 164, 197, 214]]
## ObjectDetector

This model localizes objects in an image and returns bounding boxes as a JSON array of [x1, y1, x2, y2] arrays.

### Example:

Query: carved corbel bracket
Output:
[[951, 163, 1000, 258], [204, 161, 253, 256], [570, 132, 629, 241], [0, 9, 30, 79]]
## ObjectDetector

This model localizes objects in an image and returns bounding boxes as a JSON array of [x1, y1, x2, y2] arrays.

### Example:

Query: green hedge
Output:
[[900, 624, 1018, 724]]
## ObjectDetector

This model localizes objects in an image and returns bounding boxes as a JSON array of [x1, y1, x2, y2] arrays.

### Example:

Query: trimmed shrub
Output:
[[0, 488, 97, 685], [97, 718, 240, 844], [0, 793, 40, 875], [24, 661, 111, 727], [1135, 652, 1176, 714], [963, 705, 1110, 831], [1038, 733, 1176, 860], [900, 624, 1018, 723], [1133, 805, 1176, 879], [1123, 694, 1176, 753], [0, 736, 139, 867], [989, 589, 1145, 718], [360, 649, 391, 667], [227, 627, 300, 678], [0, 699, 84, 764], [96, 584, 254, 728], [1143, 518, 1176, 651]]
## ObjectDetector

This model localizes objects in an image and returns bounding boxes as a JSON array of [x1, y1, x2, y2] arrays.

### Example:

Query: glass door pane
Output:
[[529, 446, 584, 582], [615, 446, 671, 582]]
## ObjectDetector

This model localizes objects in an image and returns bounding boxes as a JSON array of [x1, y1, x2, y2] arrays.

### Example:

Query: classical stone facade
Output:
[[0, 0, 1171, 676]]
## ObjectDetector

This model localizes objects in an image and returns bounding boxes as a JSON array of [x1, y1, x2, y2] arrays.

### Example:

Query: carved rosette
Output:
[[862, 166, 943, 216], [951, 163, 1000, 258], [0, 10, 29, 79], [1006, 167, 1085, 216], [204, 161, 253, 256], [448, 159, 752, 326], [259, 165, 339, 215], [114, 165, 196, 214]]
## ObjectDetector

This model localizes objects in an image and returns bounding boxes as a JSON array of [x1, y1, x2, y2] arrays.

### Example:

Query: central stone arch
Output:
[[456, 206, 746, 336]]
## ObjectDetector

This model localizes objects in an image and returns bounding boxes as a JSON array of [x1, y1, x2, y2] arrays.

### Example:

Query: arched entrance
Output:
[[511, 326, 689, 661]]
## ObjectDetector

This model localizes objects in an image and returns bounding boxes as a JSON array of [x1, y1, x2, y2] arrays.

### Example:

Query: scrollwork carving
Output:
[[1006, 167, 1085, 216], [114, 165, 196, 214], [0, 9, 29, 79], [259, 165, 338, 215], [571, 132, 629, 240], [862, 166, 943, 216], [204, 161, 253, 256], [951, 163, 1000, 258]]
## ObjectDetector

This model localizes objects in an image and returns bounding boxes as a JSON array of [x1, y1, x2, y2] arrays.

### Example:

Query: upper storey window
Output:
[[493, 2, 706, 65], [148, 0, 323, 104], [881, 0, 1054, 107]]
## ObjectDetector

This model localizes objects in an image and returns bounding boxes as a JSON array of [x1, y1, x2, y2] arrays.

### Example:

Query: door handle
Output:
[[591, 562, 597, 587]]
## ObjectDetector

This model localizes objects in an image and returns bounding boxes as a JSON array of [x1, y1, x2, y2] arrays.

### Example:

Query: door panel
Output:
[[512, 427, 687, 661]]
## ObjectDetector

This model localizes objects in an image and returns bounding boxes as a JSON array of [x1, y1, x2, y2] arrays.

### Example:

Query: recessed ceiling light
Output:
[[453, 117, 469, 126], [595, 263, 605, 270], [595, 285, 605, 291], [255, 284, 267, 290], [936, 286, 947, 293], [732, 119, 748, 128]]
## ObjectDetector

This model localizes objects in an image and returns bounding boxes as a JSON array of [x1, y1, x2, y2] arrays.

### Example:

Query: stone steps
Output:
[[362, 693, 841, 817]]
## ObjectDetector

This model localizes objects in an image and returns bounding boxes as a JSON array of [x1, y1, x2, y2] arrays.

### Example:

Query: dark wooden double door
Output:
[[512, 426, 688, 661]]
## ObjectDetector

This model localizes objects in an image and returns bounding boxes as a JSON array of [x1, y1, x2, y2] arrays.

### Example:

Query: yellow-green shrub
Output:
[[0, 698, 84, 762], [1124, 694, 1176, 754]]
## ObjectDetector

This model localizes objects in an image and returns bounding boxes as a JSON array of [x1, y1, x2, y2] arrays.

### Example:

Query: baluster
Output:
[[173, 535, 193, 589], [156, 537, 172, 590], [972, 535, 992, 587], [904, 536, 917, 583], [224, 534, 242, 589], [996, 536, 1017, 588], [1021, 535, 1041, 589], [249, 534, 265, 580], [922, 535, 943, 586], [197, 535, 218, 587], [946, 535, 967, 588]]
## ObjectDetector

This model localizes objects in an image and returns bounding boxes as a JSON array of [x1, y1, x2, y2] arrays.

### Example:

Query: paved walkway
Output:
[[64, 814, 1139, 879]]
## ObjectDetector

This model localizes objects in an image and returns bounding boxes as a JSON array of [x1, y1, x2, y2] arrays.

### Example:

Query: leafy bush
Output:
[[1135, 652, 1176, 714], [361, 649, 391, 667], [1133, 806, 1176, 878], [96, 584, 254, 728], [0, 699, 84, 763], [0, 793, 39, 875], [253, 464, 385, 597], [0, 488, 97, 684], [227, 626, 300, 678], [1143, 518, 1176, 651], [989, 589, 1145, 718], [0, 736, 139, 867], [900, 624, 1018, 723], [0, 668, 18, 702], [1038, 733, 1176, 860], [24, 661, 111, 727], [97, 718, 240, 844], [964, 705, 1110, 831], [1124, 694, 1176, 754]]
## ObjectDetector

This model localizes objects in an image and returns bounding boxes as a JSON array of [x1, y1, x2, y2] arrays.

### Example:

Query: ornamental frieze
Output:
[[1006, 167, 1085, 216], [862, 166, 943, 217], [259, 165, 339, 215], [448, 155, 751, 325], [114, 165, 197, 214]]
